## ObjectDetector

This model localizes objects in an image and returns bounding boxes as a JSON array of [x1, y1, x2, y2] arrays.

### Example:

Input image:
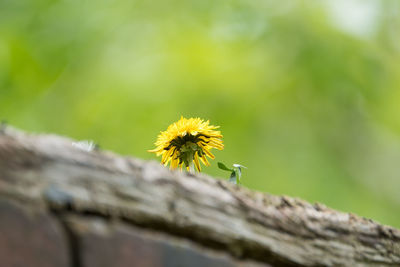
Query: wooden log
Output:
[[0, 125, 399, 266]]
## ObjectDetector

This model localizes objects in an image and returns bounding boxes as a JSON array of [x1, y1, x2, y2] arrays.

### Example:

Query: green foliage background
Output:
[[1, 0, 399, 227]]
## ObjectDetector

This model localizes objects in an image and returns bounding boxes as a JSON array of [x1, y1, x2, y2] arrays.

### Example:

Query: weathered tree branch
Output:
[[0, 126, 399, 266]]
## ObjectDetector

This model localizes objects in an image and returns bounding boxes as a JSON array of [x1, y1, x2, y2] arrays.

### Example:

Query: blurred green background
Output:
[[1, 0, 399, 227]]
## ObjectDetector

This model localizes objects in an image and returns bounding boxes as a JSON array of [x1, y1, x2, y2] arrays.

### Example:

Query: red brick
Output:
[[0, 199, 70, 267], [70, 218, 236, 267]]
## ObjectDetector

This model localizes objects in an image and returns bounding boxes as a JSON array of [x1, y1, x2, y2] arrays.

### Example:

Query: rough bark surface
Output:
[[0, 125, 399, 267]]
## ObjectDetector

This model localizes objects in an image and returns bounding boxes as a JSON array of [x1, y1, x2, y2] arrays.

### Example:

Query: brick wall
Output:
[[0, 199, 268, 267]]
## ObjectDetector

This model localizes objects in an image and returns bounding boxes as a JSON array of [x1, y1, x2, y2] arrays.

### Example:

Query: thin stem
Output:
[[181, 142, 197, 174], [188, 160, 195, 173], [186, 149, 196, 173]]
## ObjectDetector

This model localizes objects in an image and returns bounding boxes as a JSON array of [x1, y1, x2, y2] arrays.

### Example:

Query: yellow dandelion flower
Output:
[[149, 117, 224, 172]]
